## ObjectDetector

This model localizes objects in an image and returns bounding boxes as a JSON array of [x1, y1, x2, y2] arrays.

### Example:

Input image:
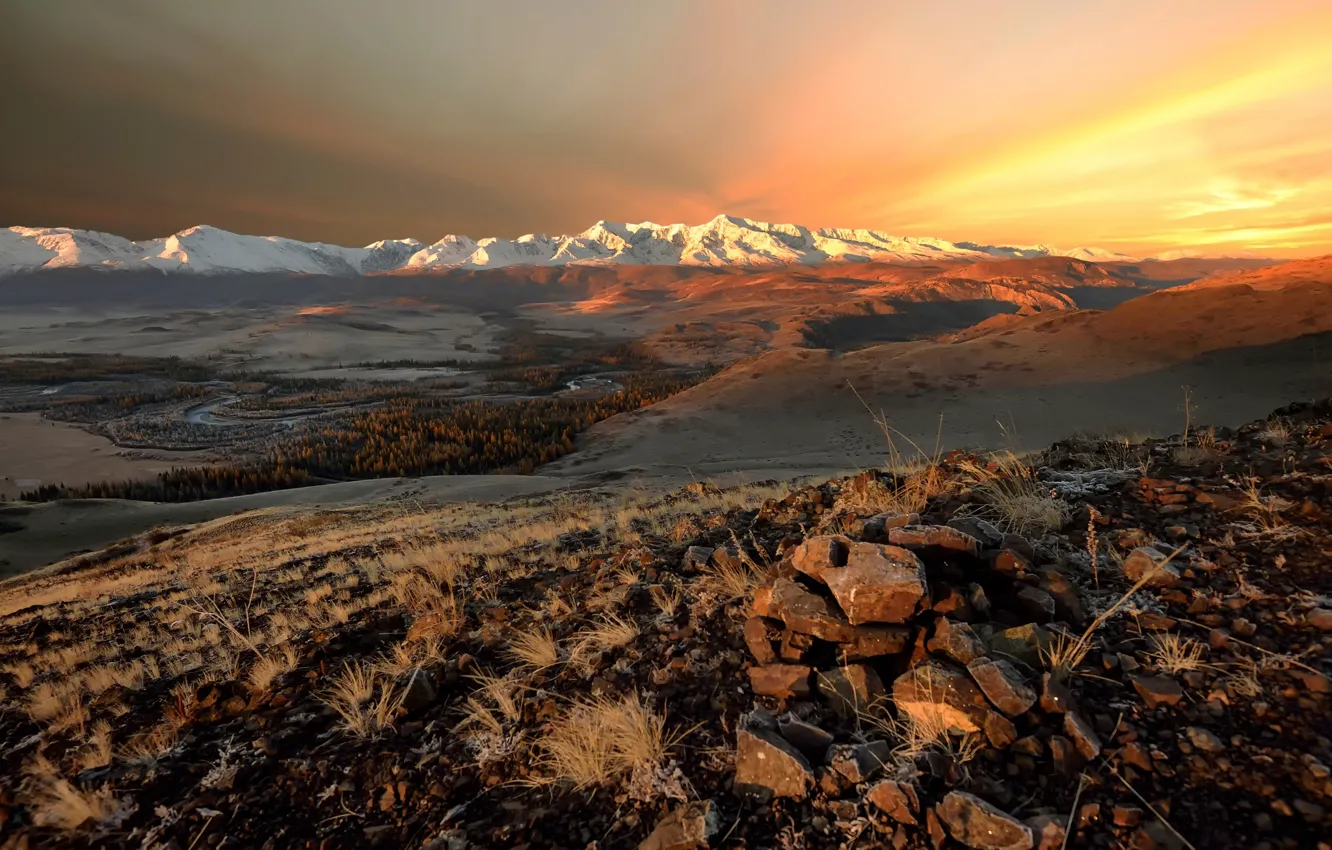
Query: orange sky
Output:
[[3, 0, 1330, 256]]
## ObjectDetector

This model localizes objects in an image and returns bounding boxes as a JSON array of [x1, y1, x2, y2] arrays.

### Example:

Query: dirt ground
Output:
[[0, 413, 211, 501]]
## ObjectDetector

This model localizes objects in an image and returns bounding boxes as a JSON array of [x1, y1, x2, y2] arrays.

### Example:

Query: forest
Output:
[[18, 372, 699, 502]]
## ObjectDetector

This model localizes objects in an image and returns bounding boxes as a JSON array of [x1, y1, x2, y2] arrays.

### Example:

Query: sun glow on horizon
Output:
[[4, 0, 1332, 257]]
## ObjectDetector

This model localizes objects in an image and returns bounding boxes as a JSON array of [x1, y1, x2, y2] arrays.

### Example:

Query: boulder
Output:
[[889, 525, 982, 557], [937, 792, 1035, 850], [1123, 547, 1181, 588], [768, 577, 854, 642], [967, 659, 1037, 716], [735, 715, 814, 801], [810, 543, 928, 625], [748, 664, 812, 699], [866, 780, 920, 825], [929, 619, 988, 665], [818, 664, 885, 717], [892, 662, 992, 734]]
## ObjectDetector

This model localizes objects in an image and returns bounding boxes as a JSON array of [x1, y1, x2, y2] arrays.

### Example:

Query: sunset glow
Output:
[[3, 0, 1331, 256]]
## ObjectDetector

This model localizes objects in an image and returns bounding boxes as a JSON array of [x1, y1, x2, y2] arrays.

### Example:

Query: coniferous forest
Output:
[[19, 372, 696, 503]]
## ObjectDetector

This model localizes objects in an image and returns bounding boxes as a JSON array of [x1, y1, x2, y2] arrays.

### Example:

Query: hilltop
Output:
[[0, 402, 1329, 848]]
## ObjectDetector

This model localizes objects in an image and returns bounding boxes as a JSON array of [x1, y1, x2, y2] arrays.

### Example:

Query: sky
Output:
[[3, 0, 1331, 257]]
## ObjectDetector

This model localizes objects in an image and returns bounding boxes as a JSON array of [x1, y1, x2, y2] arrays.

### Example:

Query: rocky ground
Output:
[[1, 401, 1330, 850]]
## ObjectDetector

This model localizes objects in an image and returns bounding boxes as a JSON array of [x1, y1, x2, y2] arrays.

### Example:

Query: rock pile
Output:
[[738, 518, 1104, 847]]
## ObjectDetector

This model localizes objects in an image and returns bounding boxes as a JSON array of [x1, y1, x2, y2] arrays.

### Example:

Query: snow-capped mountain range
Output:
[[0, 215, 1153, 278]]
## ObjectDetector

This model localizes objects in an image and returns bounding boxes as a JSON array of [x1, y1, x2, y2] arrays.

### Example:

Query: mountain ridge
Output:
[[0, 214, 1251, 278]]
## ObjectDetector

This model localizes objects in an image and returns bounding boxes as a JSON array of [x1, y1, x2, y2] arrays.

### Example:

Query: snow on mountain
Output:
[[1, 215, 1159, 278]]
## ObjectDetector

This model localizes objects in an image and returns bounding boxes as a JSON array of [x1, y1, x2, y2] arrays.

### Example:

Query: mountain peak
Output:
[[1, 217, 1222, 278]]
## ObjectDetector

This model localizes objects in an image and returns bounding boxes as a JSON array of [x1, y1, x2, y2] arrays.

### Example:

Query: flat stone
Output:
[[1064, 711, 1103, 759], [743, 616, 779, 665], [768, 577, 854, 642], [813, 542, 929, 625], [892, 662, 992, 734], [735, 716, 813, 801], [889, 524, 982, 557], [1123, 547, 1181, 588], [838, 624, 913, 663], [776, 713, 834, 760], [968, 659, 1037, 716], [937, 792, 1034, 850], [985, 624, 1050, 669], [818, 663, 885, 716], [866, 780, 920, 825], [1184, 726, 1225, 753], [749, 664, 812, 699], [1130, 674, 1183, 709], [929, 619, 988, 665]]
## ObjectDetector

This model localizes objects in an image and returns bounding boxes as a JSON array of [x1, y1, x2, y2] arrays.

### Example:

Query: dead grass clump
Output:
[[22, 757, 121, 833], [865, 699, 982, 767], [959, 452, 1069, 536], [246, 645, 301, 692], [537, 694, 678, 789], [1147, 633, 1207, 675], [1255, 418, 1292, 446], [506, 626, 561, 673], [320, 660, 401, 737]]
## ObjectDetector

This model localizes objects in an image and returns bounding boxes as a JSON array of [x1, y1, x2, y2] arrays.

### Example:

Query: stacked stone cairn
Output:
[[735, 513, 1099, 849]]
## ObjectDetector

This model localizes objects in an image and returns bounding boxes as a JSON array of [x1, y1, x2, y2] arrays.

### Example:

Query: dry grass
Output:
[[864, 698, 982, 766], [1043, 545, 1187, 680], [536, 693, 679, 789], [22, 757, 121, 833], [506, 626, 561, 674], [320, 660, 400, 737], [1255, 418, 1292, 446], [959, 451, 1070, 536], [246, 645, 300, 692], [1146, 633, 1207, 675]]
